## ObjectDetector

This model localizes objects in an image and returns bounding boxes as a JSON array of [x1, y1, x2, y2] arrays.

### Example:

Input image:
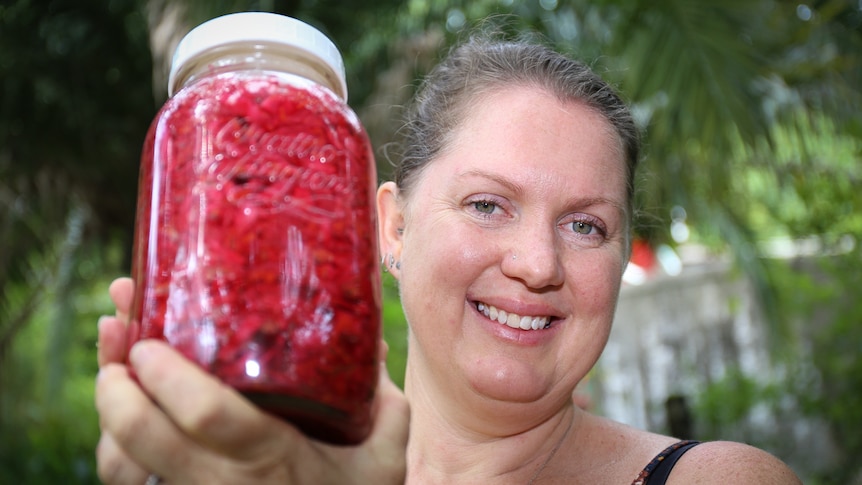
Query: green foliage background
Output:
[[0, 0, 859, 483]]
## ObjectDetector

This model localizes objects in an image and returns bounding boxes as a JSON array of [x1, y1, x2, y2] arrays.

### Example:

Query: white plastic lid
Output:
[[168, 12, 347, 99]]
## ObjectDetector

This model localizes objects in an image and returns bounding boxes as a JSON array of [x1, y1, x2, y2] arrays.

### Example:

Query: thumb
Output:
[[367, 340, 410, 457]]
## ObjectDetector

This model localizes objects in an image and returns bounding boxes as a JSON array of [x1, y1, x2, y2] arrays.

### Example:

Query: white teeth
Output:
[[506, 313, 519, 328], [477, 301, 551, 331]]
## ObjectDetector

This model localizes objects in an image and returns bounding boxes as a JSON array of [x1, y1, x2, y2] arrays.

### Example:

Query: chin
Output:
[[465, 354, 551, 404]]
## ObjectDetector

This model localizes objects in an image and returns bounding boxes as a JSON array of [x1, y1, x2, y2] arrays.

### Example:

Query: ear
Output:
[[376, 181, 405, 278]]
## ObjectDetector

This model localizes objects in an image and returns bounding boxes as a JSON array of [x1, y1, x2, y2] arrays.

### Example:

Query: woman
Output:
[[95, 31, 801, 484]]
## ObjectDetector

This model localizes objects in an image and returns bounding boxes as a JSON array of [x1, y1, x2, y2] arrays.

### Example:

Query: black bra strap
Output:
[[644, 440, 701, 485]]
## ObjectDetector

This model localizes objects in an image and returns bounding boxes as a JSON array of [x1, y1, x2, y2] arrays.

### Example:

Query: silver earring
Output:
[[395, 261, 401, 270], [389, 254, 395, 268]]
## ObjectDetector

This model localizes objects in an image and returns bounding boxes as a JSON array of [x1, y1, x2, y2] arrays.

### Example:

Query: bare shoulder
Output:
[[577, 413, 801, 483], [574, 413, 680, 482], [669, 440, 802, 484]]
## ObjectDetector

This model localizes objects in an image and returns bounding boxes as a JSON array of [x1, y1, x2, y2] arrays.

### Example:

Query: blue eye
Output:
[[474, 201, 496, 214]]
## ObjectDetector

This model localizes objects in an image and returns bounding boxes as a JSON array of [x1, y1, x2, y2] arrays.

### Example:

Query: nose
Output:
[[501, 223, 564, 289]]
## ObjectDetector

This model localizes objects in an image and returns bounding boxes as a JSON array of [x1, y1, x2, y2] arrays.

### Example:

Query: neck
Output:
[[403, 357, 579, 484]]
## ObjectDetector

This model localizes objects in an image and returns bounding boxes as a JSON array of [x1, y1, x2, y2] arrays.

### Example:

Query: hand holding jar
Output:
[[95, 277, 409, 484], [96, 12, 406, 484]]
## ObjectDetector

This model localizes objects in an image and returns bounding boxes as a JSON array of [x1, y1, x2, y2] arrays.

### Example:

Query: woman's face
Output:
[[381, 85, 629, 410]]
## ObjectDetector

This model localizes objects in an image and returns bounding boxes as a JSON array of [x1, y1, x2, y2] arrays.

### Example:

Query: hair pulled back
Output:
[[394, 32, 640, 216]]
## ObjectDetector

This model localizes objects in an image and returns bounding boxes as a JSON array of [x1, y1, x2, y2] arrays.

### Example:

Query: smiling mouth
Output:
[[475, 301, 554, 330]]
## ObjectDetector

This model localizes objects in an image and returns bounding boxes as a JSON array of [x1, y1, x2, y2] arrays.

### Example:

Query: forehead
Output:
[[449, 84, 621, 149], [441, 86, 627, 190]]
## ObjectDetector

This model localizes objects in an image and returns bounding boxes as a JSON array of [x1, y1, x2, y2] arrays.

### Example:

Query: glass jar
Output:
[[128, 12, 380, 445]]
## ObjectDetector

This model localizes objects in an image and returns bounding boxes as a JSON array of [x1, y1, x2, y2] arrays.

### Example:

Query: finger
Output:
[[129, 340, 302, 461], [334, 353, 408, 484], [97, 315, 128, 368], [109, 277, 134, 324], [368, 353, 410, 452], [96, 363, 195, 480], [378, 338, 389, 362], [96, 431, 150, 485]]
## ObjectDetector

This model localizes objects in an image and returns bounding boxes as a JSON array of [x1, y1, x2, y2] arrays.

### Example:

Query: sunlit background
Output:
[[1, 1, 860, 483]]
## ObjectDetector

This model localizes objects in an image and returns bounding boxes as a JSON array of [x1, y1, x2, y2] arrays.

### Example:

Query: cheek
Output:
[[400, 221, 494, 317], [406, 212, 494, 277], [568, 252, 624, 310], [557, 255, 622, 376]]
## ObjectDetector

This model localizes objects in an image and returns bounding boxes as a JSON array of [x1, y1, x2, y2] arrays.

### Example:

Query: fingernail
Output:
[[129, 340, 154, 366], [96, 365, 113, 384]]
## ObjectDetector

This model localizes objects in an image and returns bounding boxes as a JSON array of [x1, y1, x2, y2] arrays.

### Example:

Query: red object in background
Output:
[[630, 239, 657, 273], [129, 70, 380, 445]]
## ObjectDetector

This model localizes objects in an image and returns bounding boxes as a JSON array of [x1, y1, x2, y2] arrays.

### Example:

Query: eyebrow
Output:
[[458, 168, 628, 219], [459, 169, 525, 196]]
